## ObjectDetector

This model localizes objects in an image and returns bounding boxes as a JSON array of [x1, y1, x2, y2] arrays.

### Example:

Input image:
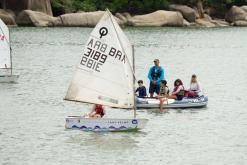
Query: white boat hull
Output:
[[136, 95, 208, 109], [0, 75, 19, 83], [65, 116, 148, 132]]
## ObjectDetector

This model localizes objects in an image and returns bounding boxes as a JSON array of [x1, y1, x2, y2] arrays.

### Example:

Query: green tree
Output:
[[72, 0, 97, 11], [50, 0, 247, 16]]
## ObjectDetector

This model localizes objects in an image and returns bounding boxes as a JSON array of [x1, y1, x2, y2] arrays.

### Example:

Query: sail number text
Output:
[[80, 38, 126, 72], [81, 47, 107, 72]]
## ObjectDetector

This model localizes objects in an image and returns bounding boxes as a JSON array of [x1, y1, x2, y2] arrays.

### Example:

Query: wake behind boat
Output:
[[0, 18, 19, 83], [64, 10, 147, 132], [136, 95, 208, 109]]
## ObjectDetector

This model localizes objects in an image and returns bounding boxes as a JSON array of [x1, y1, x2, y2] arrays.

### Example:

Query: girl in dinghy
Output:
[[169, 79, 185, 100], [84, 104, 105, 118], [186, 74, 201, 97]]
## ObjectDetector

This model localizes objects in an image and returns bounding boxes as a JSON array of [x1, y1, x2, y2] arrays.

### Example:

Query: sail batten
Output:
[[65, 10, 134, 109], [0, 19, 11, 69]]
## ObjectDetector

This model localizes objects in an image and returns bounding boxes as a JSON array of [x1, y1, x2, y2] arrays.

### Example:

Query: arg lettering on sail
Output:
[[80, 27, 126, 72]]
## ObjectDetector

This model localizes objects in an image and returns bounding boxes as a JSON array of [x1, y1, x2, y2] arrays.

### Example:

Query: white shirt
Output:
[[189, 82, 201, 93]]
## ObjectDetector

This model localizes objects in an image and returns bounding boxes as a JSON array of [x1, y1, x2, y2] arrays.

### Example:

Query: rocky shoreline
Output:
[[1, 5, 247, 27]]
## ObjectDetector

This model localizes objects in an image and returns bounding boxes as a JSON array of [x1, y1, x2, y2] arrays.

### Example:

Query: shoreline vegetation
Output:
[[0, 0, 247, 27]]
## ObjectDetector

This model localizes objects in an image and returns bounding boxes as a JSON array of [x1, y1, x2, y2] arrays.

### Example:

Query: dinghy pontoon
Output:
[[136, 95, 208, 109]]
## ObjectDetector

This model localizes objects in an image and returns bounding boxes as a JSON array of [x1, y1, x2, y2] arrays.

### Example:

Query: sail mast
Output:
[[132, 45, 136, 118], [10, 31, 12, 75]]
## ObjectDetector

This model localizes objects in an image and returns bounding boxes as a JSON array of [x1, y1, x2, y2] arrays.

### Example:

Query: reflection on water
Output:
[[66, 132, 144, 150], [1, 27, 247, 165], [146, 107, 207, 115]]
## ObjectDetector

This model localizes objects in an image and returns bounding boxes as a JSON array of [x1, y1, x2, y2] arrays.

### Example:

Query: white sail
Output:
[[0, 19, 11, 69], [65, 10, 134, 109]]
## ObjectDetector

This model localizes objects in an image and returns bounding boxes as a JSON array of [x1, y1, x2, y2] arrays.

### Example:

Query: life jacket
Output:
[[174, 85, 185, 97], [151, 66, 162, 80], [159, 86, 167, 96], [95, 105, 104, 117]]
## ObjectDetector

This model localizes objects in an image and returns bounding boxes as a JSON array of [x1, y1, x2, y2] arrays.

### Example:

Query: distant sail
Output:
[[65, 10, 134, 109], [0, 19, 11, 69]]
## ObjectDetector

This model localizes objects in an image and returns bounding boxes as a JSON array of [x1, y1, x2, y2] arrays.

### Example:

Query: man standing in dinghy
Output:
[[148, 59, 165, 97]]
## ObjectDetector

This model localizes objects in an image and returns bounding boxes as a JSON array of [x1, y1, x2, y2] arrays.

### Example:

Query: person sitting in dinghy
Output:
[[84, 104, 105, 118], [135, 80, 147, 98], [157, 80, 169, 111], [169, 79, 185, 100], [186, 74, 201, 98]]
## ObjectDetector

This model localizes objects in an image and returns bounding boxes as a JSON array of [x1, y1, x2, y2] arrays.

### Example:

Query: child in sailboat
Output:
[[135, 80, 147, 98], [157, 80, 169, 112], [84, 104, 105, 118]]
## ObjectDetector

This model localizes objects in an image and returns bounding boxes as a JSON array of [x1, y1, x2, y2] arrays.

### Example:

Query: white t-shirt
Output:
[[189, 82, 201, 93]]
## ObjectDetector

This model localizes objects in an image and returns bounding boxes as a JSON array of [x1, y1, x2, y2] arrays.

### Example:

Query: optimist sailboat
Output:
[[0, 19, 19, 83], [65, 10, 148, 132]]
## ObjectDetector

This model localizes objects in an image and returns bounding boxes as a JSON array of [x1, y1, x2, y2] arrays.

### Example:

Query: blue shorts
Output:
[[176, 95, 184, 100], [149, 82, 160, 94]]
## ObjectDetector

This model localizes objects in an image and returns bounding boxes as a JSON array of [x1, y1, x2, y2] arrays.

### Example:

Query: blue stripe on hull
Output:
[[70, 125, 138, 132]]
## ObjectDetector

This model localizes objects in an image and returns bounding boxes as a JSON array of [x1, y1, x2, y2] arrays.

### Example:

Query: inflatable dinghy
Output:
[[136, 95, 208, 109]]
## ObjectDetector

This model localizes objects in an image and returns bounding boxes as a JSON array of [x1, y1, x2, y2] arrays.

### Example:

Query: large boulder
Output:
[[122, 12, 132, 20], [225, 6, 247, 23], [195, 16, 229, 27], [16, 10, 56, 26], [183, 19, 190, 26], [241, 6, 247, 13], [195, 18, 215, 27], [0, 9, 16, 25], [51, 11, 124, 27], [27, 0, 53, 16], [210, 19, 229, 26], [169, 4, 196, 22], [193, 7, 200, 19], [128, 10, 184, 27], [115, 13, 128, 24], [233, 20, 247, 26]]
